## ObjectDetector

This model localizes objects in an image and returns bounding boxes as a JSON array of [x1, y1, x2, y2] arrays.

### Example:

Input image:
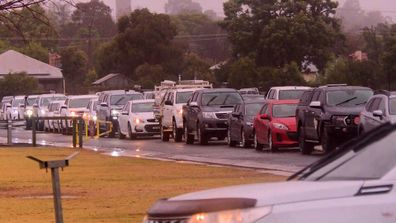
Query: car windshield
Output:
[[110, 94, 143, 106], [26, 98, 38, 106], [40, 96, 66, 106], [12, 99, 24, 107], [176, 91, 193, 104], [69, 98, 92, 108], [278, 90, 306, 100], [201, 92, 243, 106], [326, 90, 373, 107], [389, 98, 396, 115], [302, 128, 396, 181], [131, 102, 154, 113], [245, 103, 265, 116], [272, 104, 297, 118]]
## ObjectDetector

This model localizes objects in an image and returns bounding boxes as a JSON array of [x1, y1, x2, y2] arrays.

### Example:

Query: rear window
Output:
[[201, 92, 243, 106], [40, 96, 66, 106], [27, 98, 38, 106], [279, 90, 306, 100], [176, 91, 193, 104]]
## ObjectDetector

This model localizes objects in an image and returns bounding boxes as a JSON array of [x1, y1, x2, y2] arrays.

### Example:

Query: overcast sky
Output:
[[92, 0, 396, 20]]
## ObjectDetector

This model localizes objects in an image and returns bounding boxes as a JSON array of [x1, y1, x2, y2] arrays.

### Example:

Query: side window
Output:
[[365, 98, 375, 111], [378, 99, 386, 114], [169, 92, 174, 103], [233, 105, 239, 112], [369, 98, 380, 112], [191, 92, 199, 102], [265, 104, 271, 115], [300, 91, 313, 105], [268, 90, 275, 99], [311, 90, 321, 102], [122, 103, 128, 112], [260, 104, 268, 114], [238, 104, 244, 113]]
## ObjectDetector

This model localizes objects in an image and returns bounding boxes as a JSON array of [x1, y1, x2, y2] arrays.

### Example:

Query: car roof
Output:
[[13, 96, 25, 99], [100, 90, 139, 95], [196, 88, 238, 93], [50, 100, 66, 104], [67, 95, 98, 99], [39, 94, 66, 98], [173, 88, 201, 93], [131, 99, 155, 104], [318, 85, 372, 91], [269, 86, 311, 90], [267, 99, 300, 104], [240, 88, 258, 91]]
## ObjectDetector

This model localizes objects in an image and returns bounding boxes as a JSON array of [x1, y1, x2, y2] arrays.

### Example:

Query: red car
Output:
[[253, 100, 299, 152]]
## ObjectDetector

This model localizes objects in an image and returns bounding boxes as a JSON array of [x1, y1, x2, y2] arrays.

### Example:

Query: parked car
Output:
[[24, 95, 39, 129], [143, 91, 155, 100], [34, 94, 67, 130], [360, 90, 396, 133], [183, 88, 244, 145], [143, 122, 396, 223], [11, 95, 25, 120], [60, 95, 97, 133], [227, 98, 266, 147], [296, 84, 373, 154], [239, 87, 259, 95], [117, 99, 160, 139], [160, 88, 197, 142], [44, 100, 65, 132], [0, 101, 11, 120], [266, 86, 311, 100], [253, 100, 299, 152], [96, 90, 144, 137]]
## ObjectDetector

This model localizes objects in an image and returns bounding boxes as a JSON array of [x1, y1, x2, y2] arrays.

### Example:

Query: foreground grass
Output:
[[0, 147, 285, 223]]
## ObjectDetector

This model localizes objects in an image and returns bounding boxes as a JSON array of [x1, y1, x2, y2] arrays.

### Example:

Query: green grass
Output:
[[0, 147, 285, 222]]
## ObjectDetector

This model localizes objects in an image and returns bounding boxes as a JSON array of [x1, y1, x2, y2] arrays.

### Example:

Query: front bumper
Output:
[[271, 129, 298, 147], [133, 123, 160, 134], [200, 118, 228, 136]]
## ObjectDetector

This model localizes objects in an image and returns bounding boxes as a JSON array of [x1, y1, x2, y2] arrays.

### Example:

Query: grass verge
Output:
[[0, 147, 285, 223]]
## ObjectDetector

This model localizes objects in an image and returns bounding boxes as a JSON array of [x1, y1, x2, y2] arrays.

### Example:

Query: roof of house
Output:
[[92, 73, 123, 85], [0, 50, 63, 79]]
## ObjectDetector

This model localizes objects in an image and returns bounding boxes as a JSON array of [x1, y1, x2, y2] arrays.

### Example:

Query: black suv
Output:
[[296, 84, 373, 154], [183, 88, 244, 145]]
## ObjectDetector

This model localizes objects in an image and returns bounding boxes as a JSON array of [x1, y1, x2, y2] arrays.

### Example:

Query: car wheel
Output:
[[299, 126, 314, 155], [240, 129, 251, 148], [184, 123, 194, 144], [161, 125, 170, 142], [128, 123, 136, 140], [227, 128, 237, 147], [197, 124, 208, 145], [321, 128, 335, 153], [268, 131, 278, 152], [254, 131, 263, 151], [173, 121, 183, 142], [118, 125, 126, 139]]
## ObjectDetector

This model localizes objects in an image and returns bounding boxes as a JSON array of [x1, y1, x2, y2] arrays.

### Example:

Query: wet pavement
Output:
[[0, 128, 321, 176]]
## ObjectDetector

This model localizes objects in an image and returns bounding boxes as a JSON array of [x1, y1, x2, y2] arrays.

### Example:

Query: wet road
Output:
[[0, 128, 321, 175]]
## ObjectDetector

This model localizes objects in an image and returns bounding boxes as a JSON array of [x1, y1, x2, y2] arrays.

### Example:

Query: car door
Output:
[[305, 90, 322, 139], [360, 98, 375, 131], [162, 91, 173, 127], [255, 103, 268, 143], [187, 92, 199, 130], [261, 103, 272, 144], [229, 104, 241, 140], [119, 102, 129, 134], [366, 98, 381, 131]]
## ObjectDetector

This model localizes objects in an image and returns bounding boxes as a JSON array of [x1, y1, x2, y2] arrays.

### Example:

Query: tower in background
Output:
[[116, 0, 132, 20]]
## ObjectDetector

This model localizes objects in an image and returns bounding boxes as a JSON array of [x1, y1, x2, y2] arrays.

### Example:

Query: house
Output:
[[0, 50, 65, 93], [92, 73, 129, 89]]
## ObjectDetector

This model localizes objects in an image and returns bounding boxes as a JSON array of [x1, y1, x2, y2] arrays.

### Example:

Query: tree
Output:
[[181, 53, 214, 82], [222, 0, 342, 71], [60, 47, 89, 94], [165, 0, 202, 15], [0, 72, 40, 98]]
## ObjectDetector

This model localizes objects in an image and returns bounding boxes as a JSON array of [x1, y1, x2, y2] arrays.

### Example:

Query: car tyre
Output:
[[118, 126, 126, 139], [197, 124, 208, 145], [321, 128, 335, 153], [184, 123, 194, 144], [227, 128, 237, 147], [173, 121, 183, 142], [240, 129, 251, 148], [299, 126, 314, 155], [161, 125, 170, 142], [128, 123, 136, 140], [254, 131, 264, 151], [268, 131, 279, 152]]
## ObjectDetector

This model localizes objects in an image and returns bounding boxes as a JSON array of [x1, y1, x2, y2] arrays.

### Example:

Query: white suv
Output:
[[266, 86, 311, 100], [60, 95, 98, 133], [33, 94, 67, 130], [160, 88, 197, 142]]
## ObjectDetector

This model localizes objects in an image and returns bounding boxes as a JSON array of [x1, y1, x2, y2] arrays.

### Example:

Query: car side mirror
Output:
[[373, 110, 384, 118], [165, 100, 173, 106], [60, 105, 67, 110], [260, 114, 270, 120], [100, 102, 108, 107], [121, 111, 129, 115], [309, 101, 322, 108], [190, 102, 198, 107], [231, 112, 242, 118]]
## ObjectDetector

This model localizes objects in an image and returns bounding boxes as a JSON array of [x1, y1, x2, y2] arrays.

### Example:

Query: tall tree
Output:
[[0, 72, 40, 98], [222, 0, 343, 71], [60, 47, 89, 94], [165, 0, 202, 15]]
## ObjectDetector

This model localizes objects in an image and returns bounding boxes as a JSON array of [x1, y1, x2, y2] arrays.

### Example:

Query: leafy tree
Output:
[[222, 0, 342, 71], [60, 47, 89, 94], [181, 53, 214, 82], [135, 64, 167, 89], [0, 72, 40, 98], [165, 0, 202, 15]]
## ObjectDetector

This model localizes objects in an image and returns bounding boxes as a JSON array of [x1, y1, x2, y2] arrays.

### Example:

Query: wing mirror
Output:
[[100, 102, 108, 107], [121, 111, 129, 115], [309, 101, 322, 108], [60, 105, 68, 110], [373, 110, 384, 118], [231, 112, 242, 118], [260, 114, 270, 120]]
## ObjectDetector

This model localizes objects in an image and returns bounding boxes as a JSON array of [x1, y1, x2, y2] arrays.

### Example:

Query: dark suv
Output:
[[296, 84, 373, 154], [183, 88, 244, 145]]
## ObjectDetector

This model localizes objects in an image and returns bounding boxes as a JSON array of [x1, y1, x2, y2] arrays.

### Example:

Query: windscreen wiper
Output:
[[206, 96, 218, 106], [336, 96, 357, 106]]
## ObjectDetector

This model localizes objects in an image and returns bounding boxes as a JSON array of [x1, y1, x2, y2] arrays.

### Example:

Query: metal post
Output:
[[78, 119, 83, 148], [51, 168, 64, 223], [72, 118, 77, 148], [7, 119, 12, 145], [32, 118, 37, 147]]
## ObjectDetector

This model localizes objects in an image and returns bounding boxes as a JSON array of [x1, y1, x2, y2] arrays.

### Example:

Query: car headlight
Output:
[[92, 115, 98, 122], [188, 206, 272, 223], [111, 110, 120, 116], [246, 122, 253, 127], [273, 123, 288, 130], [134, 117, 144, 124], [26, 109, 33, 117], [178, 108, 183, 115], [70, 111, 77, 117], [202, 112, 217, 119], [40, 109, 46, 115]]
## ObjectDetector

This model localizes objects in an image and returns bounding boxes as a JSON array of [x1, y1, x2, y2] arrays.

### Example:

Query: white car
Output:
[[0, 102, 11, 120], [266, 86, 311, 100], [60, 95, 98, 133], [24, 95, 39, 129], [44, 100, 65, 132], [143, 122, 396, 223], [160, 88, 198, 142], [34, 94, 67, 130], [118, 99, 160, 139], [11, 95, 25, 120]]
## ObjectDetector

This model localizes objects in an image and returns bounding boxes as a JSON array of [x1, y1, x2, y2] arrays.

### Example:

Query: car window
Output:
[[279, 90, 307, 100], [69, 98, 92, 108], [122, 103, 129, 112], [260, 104, 268, 114], [110, 94, 143, 106], [311, 90, 321, 101], [26, 98, 37, 106], [369, 98, 380, 112], [131, 102, 154, 113], [176, 91, 193, 104], [378, 99, 386, 114], [365, 98, 375, 111], [299, 91, 312, 106], [12, 99, 25, 107], [389, 98, 396, 115], [246, 103, 265, 116], [326, 90, 373, 107], [272, 104, 297, 118], [201, 92, 243, 106], [191, 92, 199, 102]]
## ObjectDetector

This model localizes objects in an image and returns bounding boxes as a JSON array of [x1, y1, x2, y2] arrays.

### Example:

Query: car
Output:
[[117, 99, 160, 139], [60, 95, 97, 133], [10, 95, 25, 120], [183, 88, 244, 145], [160, 88, 198, 142], [143, 122, 396, 223], [24, 95, 39, 129], [359, 90, 396, 133], [265, 86, 311, 100], [33, 93, 67, 131], [296, 84, 373, 154], [239, 87, 260, 95], [143, 91, 155, 100], [253, 100, 299, 152], [0, 101, 11, 120], [96, 90, 144, 137], [44, 100, 65, 132], [227, 98, 266, 147]]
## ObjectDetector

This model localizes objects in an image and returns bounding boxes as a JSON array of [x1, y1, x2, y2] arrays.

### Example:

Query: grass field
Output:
[[0, 147, 285, 223]]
